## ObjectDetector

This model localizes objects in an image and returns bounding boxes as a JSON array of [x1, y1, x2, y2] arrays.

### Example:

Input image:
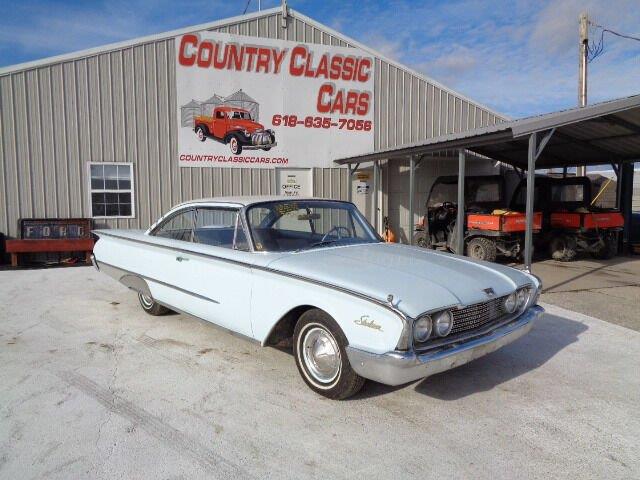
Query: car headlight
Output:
[[516, 287, 530, 310], [413, 315, 432, 343], [433, 310, 453, 337], [243, 129, 251, 136], [504, 292, 517, 313]]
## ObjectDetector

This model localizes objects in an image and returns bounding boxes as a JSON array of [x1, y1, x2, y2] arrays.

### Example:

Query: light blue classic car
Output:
[[92, 197, 543, 399]]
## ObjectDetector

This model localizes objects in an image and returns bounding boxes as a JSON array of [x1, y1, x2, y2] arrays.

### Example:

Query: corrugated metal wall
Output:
[[0, 9, 501, 238]]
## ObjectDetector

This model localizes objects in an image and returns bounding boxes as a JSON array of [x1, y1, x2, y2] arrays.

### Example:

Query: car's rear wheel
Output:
[[413, 231, 432, 249], [293, 309, 365, 400], [195, 126, 206, 142], [138, 292, 170, 316], [550, 235, 577, 262]]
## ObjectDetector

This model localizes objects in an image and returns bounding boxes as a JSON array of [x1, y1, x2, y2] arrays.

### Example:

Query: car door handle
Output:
[[175, 256, 189, 262]]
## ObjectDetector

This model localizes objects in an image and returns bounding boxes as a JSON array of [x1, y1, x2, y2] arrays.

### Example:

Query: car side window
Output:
[[193, 207, 249, 251], [153, 209, 195, 242], [215, 110, 225, 119]]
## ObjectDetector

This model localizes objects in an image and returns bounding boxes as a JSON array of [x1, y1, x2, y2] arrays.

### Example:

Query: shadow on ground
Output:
[[355, 312, 587, 401]]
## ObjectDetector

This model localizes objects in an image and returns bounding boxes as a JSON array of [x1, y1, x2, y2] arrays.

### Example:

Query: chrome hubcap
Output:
[[231, 138, 238, 152], [302, 327, 341, 383], [140, 293, 154, 309]]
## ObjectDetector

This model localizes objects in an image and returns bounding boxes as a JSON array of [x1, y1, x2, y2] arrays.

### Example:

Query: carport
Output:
[[336, 94, 640, 272]]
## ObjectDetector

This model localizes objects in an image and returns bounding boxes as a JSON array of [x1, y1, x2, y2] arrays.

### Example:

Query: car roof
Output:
[[216, 106, 249, 112], [175, 196, 343, 208]]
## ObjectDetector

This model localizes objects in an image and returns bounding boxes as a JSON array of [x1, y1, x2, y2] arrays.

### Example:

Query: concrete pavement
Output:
[[533, 256, 640, 331], [1, 267, 639, 479]]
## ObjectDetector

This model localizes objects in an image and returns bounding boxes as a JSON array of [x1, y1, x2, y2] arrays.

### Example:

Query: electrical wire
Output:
[[243, 0, 252, 14], [587, 22, 640, 63]]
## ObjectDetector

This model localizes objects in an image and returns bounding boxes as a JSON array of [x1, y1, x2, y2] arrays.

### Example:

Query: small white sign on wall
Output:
[[276, 168, 313, 197], [356, 181, 370, 195]]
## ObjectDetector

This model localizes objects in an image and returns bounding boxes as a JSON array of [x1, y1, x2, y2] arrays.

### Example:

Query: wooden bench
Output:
[[5, 238, 95, 267]]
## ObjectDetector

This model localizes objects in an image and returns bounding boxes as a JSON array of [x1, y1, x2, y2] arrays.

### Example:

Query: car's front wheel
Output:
[[229, 135, 242, 154], [138, 292, 170, 316], [467, 237, 497, 262], [294, 309, 365, 399], [591, 232, 617, 259]]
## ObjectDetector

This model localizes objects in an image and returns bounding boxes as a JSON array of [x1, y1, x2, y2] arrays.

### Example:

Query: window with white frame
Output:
[[89, 163, 134, 218]]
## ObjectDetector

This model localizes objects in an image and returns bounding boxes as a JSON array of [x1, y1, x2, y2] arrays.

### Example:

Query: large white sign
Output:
[[176, 31, 375, 168]]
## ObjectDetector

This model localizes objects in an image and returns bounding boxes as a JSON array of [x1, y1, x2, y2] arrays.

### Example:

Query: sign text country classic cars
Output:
[[176, 31, 375, 168]]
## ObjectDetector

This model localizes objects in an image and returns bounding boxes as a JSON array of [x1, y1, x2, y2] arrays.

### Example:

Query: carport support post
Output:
[[347, 163, 360, 203], [456, 149, 466, 256], [373, 160, 379, 232], [409, 156, 416, 245], [620, 163, 635, 253], [524, 133, 537, 272]]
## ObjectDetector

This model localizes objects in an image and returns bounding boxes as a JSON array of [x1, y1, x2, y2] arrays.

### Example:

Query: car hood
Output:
[[265, 243, 534, 318], [229, 119, 264, 131]]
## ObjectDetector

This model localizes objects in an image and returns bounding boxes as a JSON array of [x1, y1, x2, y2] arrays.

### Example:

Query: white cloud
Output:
[[326, 0, 640, 117], [0, 0, 281, 61]]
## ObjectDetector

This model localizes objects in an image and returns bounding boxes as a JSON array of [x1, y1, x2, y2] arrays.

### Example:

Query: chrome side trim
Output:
[[152, 299, 261, 346], [96, 259, 220, 305], [346, 305, 543, 386], [95, 231, 409, 328]]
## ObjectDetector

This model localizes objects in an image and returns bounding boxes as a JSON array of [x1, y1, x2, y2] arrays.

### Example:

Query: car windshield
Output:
[[246, 200, 380, 252], [232, 111, 251, 120]]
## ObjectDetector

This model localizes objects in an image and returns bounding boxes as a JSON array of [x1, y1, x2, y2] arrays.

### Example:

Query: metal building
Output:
[[0, 5, 503, 240]]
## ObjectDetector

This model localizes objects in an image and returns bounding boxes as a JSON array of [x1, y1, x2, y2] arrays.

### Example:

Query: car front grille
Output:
[[450, 295, 507, 335], [251, 132, 273, 146]]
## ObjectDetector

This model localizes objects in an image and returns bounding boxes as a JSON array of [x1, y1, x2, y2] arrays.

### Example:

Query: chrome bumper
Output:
[[346, 305, 543, 386]]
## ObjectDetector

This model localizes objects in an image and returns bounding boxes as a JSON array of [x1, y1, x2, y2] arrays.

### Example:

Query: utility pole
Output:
[[577, 12, 589, 176]]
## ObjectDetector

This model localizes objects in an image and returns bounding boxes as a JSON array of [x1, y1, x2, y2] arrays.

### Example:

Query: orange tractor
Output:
[[413, 175, 542, 262], [510, 176, 623, 261]]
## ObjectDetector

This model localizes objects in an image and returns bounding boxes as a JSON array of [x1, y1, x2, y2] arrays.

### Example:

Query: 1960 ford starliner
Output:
[[92, 196, 543, 399]]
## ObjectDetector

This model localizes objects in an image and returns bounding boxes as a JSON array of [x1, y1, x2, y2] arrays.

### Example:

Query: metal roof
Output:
[[0, 6, 503, 119], [335, 94, 640, 169]]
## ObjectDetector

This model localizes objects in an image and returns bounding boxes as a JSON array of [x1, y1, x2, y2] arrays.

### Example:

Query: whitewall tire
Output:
[[293, 309, 365, 399], [138, 292, 170, 316]]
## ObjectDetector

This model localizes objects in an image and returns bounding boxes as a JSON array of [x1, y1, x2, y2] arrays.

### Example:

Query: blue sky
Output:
[[1, 0, 639, 118]]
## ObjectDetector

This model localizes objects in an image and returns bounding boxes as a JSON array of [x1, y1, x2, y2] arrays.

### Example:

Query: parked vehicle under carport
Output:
[[413, 175, 542, 262], [510, 176, 624, 261]]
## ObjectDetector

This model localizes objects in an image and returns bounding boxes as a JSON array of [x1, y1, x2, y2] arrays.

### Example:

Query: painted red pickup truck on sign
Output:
[[194, 106, 277, 154]]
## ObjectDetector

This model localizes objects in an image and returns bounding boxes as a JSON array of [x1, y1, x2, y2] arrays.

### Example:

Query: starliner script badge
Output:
[[354, 315, 383, 332]]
